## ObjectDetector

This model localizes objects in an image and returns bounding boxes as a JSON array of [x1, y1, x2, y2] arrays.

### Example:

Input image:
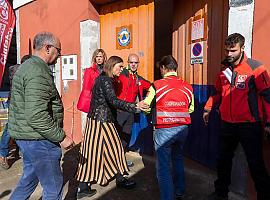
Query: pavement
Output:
[[0, 146, 246, 200]]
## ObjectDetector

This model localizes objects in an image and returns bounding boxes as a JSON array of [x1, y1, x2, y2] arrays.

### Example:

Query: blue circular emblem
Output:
[[117, 28, 131, 46]]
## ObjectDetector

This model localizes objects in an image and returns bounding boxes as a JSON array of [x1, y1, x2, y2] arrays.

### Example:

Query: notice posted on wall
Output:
[[191, 18, 204, 41], [190, 42, 204, 64]]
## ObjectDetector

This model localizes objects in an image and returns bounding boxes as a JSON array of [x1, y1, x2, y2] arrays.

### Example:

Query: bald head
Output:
[[128, 53, 140, 73]]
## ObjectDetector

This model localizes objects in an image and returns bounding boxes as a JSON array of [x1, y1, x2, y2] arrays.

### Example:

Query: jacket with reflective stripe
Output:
[[205, 53, 270, 123], [154, 76, 193, 126]]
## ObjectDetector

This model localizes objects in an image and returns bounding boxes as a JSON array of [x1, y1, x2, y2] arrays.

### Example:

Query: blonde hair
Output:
[[91, 49, 107, 64]]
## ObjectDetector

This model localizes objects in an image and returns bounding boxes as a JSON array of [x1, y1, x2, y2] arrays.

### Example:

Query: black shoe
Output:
[[116, 177, 136, 190], [77, 183, 97, 199], [205, 192, 228, 200], [176, 194, 184, 200], [77, 188, 97, 199]]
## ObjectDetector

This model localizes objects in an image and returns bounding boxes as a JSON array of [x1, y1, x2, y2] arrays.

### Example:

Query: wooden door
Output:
[[173, 0, 229, 168], [100, 0, 154, 82]]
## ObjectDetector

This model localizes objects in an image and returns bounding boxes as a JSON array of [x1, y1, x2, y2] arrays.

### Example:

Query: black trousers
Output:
[[116, 110, 134, 146], [215, 121, 270, 200]]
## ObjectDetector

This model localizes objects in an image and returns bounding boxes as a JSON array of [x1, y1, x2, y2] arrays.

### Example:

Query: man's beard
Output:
[[226, 52, 242, 65]]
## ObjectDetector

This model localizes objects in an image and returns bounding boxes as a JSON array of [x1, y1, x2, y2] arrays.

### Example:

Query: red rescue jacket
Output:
[[154, 76, 193, 128], [114, 68, 151, 102], [205, 53, 270, 124]]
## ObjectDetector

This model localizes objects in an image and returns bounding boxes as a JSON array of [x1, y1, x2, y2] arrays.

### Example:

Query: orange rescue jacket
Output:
[[205, 54, 270, 124]]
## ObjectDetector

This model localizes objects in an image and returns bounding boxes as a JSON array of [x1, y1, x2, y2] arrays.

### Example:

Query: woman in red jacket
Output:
[[76, 49, 107, 198], [77, 49, 107, 113]]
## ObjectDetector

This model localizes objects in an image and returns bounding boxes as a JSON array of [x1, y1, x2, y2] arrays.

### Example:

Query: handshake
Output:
[[59, 101, 151, 150], [136, 100, 150, 112]]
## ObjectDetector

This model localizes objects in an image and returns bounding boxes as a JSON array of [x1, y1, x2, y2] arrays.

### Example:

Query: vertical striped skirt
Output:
[[76, 118, 129, 186]]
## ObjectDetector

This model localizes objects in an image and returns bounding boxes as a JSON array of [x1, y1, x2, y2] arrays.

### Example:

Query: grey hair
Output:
[[33, 32, 57, 50]]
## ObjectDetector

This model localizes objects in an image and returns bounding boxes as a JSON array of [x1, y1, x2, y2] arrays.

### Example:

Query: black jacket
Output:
[[88, 74, 137, 123]]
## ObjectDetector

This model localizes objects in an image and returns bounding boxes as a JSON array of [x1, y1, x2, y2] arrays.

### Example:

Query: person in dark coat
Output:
[[76, 56, 148, 198]]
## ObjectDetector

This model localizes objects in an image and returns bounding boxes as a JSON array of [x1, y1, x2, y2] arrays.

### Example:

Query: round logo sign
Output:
[[117, 28, 131, 46]]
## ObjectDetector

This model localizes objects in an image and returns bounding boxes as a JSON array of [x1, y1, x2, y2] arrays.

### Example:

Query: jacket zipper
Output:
[[230, 66, 235, 121], [124, 73, 131, 101], [230, 87, 233, 121]]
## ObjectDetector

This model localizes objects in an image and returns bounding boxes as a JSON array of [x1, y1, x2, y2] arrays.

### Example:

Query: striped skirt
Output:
[[76, 118, 129, 186]]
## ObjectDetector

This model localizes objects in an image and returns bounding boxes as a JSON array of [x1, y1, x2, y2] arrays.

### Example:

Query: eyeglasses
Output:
[[48, 45, 61, 55], [128, 61, 139, 64]]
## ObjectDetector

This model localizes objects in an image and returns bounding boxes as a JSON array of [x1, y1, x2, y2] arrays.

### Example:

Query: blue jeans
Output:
[[154, 125, 188, 200], [0, 124, 10, 157], [10, 140, 63, 200]]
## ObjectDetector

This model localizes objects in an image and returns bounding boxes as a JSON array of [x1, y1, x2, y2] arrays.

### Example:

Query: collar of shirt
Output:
[[164, 71, 177, 77], [127, 66, 138, 75]]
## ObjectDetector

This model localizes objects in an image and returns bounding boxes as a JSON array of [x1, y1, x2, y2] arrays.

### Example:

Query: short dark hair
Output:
[[103, 56, 123, 77], [9, 64, 20, 82], [157, 55, 178, 71], [225, 33, 245, 47]]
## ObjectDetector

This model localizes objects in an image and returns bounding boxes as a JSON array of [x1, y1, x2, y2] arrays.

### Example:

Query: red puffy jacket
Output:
[[77, 64, 100, 113]]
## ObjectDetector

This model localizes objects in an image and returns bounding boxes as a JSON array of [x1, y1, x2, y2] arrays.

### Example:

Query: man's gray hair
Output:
[[33, 32, 57, 50]]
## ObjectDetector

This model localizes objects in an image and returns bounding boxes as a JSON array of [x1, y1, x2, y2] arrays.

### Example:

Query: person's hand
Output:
[[203, 111, 210, 126], [264, 125, 270, 140], [136, 101, 149, 111], [60, 136, 74, 150]]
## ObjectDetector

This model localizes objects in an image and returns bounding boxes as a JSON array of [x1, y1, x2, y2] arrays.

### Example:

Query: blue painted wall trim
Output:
[[184, 84, 220, 169]]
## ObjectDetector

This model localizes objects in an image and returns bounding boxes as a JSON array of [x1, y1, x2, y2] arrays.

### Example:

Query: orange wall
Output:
[[18, 0, 99, 143], [173, 0, 228, 85], [99, 0, 154, 82], [252, 0, 270, 169], [250, 1, 270, 199], [252, 0, 270, 73]]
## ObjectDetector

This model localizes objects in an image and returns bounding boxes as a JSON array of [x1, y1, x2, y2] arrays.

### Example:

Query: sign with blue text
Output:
[[190, 42, 204, 64]]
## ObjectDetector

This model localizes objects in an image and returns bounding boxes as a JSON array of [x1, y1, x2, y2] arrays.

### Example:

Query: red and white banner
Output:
[[0, 0, 15, 84]]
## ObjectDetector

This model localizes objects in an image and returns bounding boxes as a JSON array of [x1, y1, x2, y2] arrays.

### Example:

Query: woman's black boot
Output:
[[116, 175, 136, 190], [77, 182, 97, 199]]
